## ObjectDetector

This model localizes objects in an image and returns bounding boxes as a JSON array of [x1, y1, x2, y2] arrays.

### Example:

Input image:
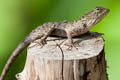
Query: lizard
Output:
[[0, 6, 109, 80], [50, 7, 109, 48]]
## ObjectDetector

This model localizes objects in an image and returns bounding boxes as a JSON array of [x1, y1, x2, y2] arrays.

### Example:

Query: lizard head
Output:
[[82, 7, 110, 27], [92, 7, 110, 25], [94, 7, 110, 18]]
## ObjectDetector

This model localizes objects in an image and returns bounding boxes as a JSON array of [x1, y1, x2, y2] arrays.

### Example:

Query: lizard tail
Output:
[[0, 40, 29, 80]]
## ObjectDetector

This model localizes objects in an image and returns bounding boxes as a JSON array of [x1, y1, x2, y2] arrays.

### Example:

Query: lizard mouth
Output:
[[98, 7, 110, 18], [101, 9, 109, 19], [104, 8, 110, 15]]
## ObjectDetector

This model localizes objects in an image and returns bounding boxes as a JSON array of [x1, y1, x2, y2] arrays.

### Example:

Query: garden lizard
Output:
[[0, 7, 109, 80]]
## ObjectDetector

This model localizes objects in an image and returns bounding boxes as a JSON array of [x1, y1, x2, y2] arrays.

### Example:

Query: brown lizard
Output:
[[0, 7, 109, 80]]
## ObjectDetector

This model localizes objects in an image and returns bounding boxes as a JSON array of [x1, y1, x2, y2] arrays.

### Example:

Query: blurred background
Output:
[[0, 0, 120, 80]]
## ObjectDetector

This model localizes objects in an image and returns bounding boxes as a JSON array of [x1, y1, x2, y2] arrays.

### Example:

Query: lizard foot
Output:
[[28, 40, 46, 49], [64, 43, 78, 50]]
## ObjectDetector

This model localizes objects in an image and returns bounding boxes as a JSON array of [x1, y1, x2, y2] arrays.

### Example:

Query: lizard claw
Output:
[[64, 43, 78, 50], [28, 40, 46, 49]]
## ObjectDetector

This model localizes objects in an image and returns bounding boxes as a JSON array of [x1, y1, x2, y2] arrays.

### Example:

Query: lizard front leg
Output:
[[65, 31, 78, 50]]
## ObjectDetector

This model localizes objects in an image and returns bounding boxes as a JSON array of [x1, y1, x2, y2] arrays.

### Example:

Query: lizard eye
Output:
[[96, 7, 102, 11], [96, 8, 100, 10], [96, 7, 103, 11]]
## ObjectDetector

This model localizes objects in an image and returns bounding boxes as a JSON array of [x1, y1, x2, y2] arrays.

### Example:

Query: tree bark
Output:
[[16, 32, 108, 80]]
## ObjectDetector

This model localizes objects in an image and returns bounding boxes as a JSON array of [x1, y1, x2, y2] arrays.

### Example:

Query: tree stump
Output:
[[16, 32, 108, 80]]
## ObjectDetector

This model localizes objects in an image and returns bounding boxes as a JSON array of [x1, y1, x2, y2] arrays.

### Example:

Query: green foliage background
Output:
[[0, 0, 120, 80]]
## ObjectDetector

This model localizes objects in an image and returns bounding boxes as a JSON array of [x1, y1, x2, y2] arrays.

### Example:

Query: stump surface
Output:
[[16, 32, 108, 80]]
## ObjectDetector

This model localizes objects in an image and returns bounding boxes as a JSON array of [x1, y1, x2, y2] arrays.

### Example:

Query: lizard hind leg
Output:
[[28, 34, 48, 49]]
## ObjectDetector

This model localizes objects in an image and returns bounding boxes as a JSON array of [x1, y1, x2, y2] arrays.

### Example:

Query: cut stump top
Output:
[[28, 32, 104, 60]]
